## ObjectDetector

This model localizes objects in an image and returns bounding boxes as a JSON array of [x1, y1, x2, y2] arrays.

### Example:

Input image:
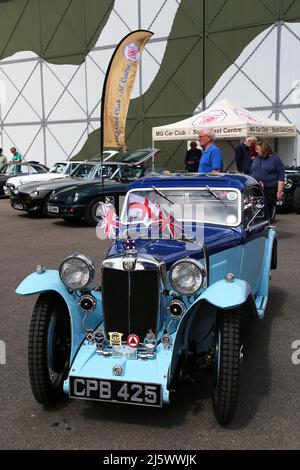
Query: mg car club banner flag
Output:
[[101, 30, 153, 151]]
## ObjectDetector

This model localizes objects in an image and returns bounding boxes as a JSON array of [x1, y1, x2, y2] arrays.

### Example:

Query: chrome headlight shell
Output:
[[59, 253, 95, 290], [169, 258, 206, 295], [30, 190, 39, 196]]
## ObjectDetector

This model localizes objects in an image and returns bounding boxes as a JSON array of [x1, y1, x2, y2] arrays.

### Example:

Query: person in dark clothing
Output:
[[185, 141, 202, 172], [251, 140, 285, 220], [235, 137, 257, 174]]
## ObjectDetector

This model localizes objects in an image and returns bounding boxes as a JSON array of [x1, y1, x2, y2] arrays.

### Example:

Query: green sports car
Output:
[[47, 148, 159, 226]]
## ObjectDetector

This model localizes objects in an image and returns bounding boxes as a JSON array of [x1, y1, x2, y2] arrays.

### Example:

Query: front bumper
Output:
[[46, 201, 86, 218], [64, 339, 172, 406], [10, 194, 44, 212]]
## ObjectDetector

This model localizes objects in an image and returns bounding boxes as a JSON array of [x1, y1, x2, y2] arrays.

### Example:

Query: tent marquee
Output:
[[152, 99, 296, 141]]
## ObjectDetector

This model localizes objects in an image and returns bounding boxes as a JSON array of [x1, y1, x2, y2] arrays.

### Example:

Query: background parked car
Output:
[[3, 160, 84, 195], [47, 164, 143, 225], [9, 161, 100, 215], [280, 166, 300, 213], [0, 161, 48, 196], [46, 148, 160, 225]]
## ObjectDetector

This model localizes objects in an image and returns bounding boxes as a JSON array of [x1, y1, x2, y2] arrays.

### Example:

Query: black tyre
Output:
[[213, 311, 241, 425], [85, 198, 104, 226], [28, 293, 71, 406], [293, 187, 300, 214]]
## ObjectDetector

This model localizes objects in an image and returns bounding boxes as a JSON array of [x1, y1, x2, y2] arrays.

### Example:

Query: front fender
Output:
[[199, 278, 253, 309], [168, 279, 257, 383], [16, 270, 102, 362]]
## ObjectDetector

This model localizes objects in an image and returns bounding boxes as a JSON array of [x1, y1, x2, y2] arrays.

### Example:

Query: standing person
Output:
[[10, 147, 23, 163], [235, 136, 257, 174], [198, 128, 223, 173], [184, 141, 202, 172], [10, 147, 23, 172], [118, 145, 129, 160], [251, 140, 285, 220], [0, 148, 7, 171]]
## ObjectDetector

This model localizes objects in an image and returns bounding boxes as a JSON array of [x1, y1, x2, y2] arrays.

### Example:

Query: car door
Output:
[[239, 185, 269, 294]]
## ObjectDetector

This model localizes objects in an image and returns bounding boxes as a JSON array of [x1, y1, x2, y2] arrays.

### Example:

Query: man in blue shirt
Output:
[[198, 129, 224, 173]]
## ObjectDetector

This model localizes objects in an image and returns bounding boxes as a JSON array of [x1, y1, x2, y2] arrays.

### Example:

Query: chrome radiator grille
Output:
[[102, 264, 160, 340]]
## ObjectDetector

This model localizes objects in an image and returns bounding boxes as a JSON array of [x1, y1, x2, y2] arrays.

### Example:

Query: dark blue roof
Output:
[[129, 173, 257, 191]]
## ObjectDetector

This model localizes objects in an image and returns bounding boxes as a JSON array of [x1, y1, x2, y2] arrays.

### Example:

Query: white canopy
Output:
[[152, 98, 296, 141]]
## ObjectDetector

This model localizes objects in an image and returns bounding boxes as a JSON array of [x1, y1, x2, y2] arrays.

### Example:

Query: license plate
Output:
[[47, 205, 59, 213], [69, 377, 162, 407], [13, 202, 23, 210]]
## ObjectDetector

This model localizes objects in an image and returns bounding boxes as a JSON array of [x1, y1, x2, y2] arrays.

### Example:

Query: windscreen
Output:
[[71, 164, 96, 178], [121, 187, 241, 227], [50, 162, 67, 174]]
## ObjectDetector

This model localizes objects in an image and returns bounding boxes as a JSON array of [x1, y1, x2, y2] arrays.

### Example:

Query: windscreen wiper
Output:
[[204, 185, 228, 206], [152, 186, 174, 205]]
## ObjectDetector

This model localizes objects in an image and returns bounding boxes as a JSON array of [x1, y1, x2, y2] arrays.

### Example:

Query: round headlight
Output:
[[30, 190, 39, 196], [169, 259, 205, 295], [59, 254, 95, 290], [74, 192, 79, 203]]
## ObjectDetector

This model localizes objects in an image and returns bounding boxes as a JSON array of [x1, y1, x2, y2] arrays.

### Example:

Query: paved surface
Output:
[[0, 198, 299, 450]]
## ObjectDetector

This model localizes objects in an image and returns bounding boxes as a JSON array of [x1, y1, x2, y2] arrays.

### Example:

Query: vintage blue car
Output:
[[16, 173, 277, 425]]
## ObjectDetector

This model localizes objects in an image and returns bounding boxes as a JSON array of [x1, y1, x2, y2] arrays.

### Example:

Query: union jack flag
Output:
[[128, 194, 160, 226], [157, 205, 183, 239], [97, 202, 120, 239]]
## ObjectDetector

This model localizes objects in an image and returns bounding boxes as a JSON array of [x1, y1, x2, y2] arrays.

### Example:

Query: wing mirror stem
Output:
[[246, 204, 265, 230]]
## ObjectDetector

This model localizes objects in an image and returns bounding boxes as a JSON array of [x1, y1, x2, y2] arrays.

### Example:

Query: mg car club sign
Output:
[[152, 98, 296, 140]]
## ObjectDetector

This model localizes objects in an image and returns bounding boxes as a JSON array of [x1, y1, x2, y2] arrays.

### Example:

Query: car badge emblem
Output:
[[113, 364, 123, 376], [109, 332, 123, 346], [162, 333, 172, 349], [86, 333, 94, 343], [143, 330, 157, 350], [123, 258, 136, 271], [94, 330, 105, 345], [127, 334, 140, 348]]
